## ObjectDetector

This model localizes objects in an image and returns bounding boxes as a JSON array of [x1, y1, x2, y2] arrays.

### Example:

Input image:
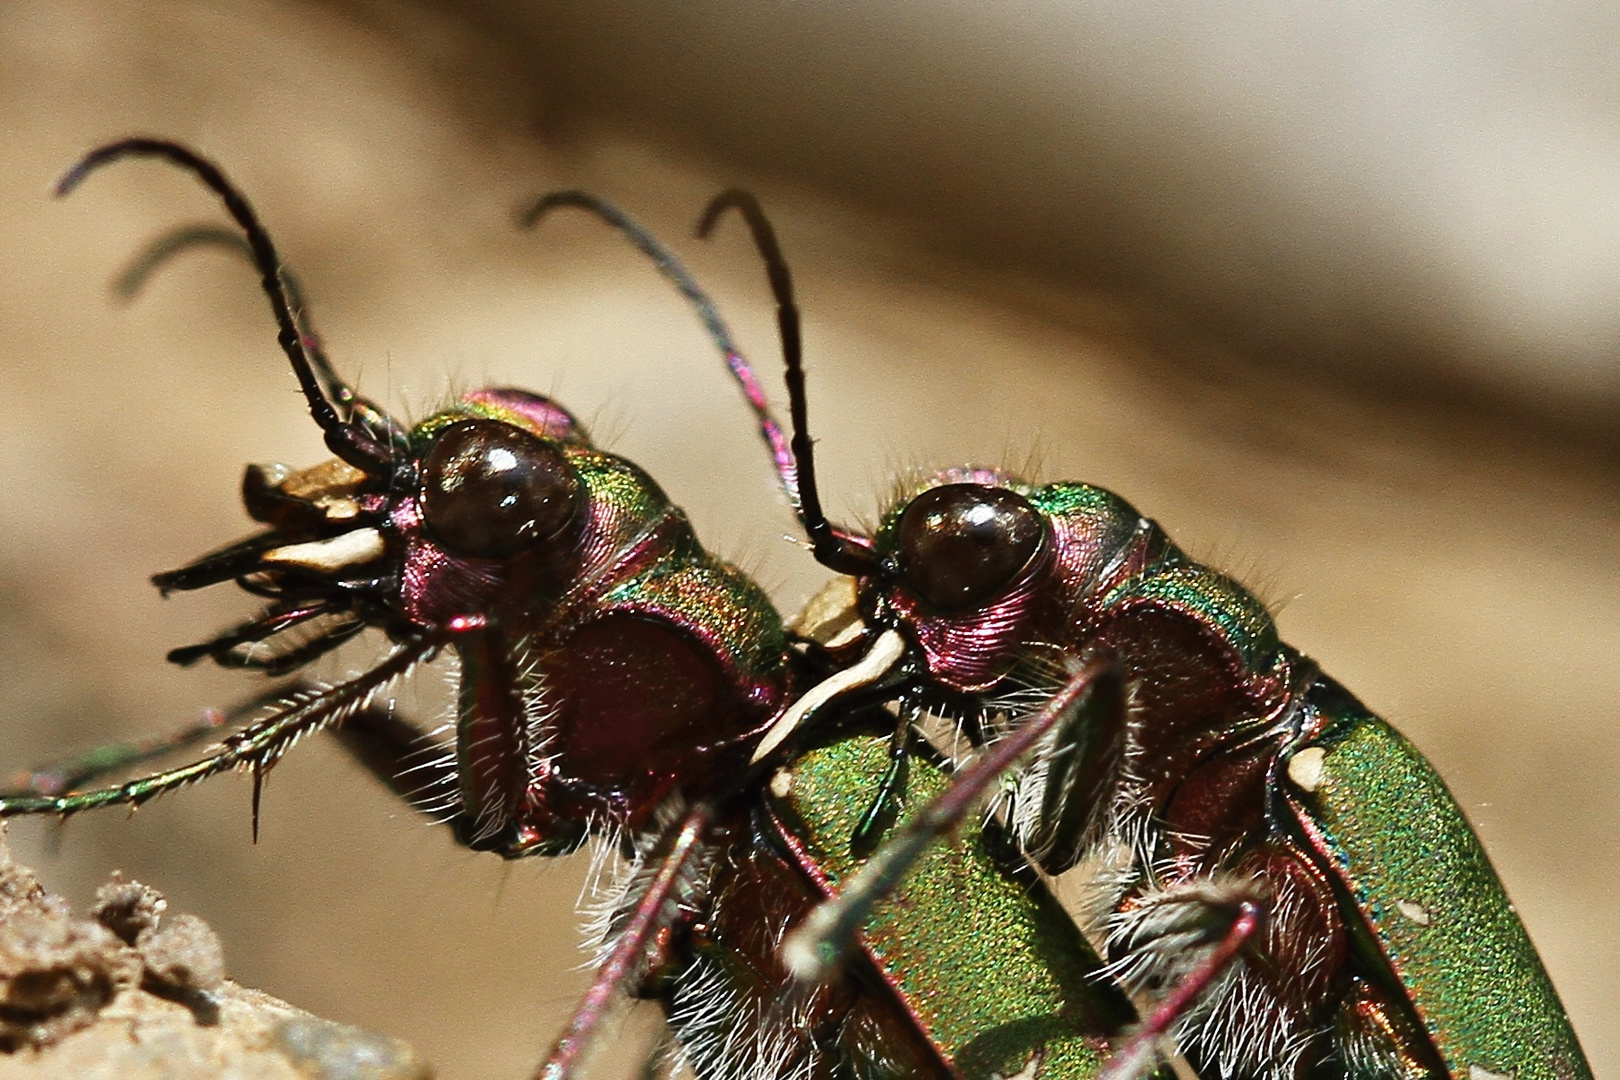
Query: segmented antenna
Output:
[[111, 221, 406, 455], [520, 191, 801, 510], [57, 138, 389, 472], [112, 223, 353, 411], [697, 190, 879, 578]]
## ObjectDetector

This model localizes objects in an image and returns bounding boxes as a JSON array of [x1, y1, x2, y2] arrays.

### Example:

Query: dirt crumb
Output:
[[0, 828, 430, 1077], [136, 913, 225, 994], [88, 872, 223, 994], [90, 873, 166, 947], [0, 899, 141, 1050], [0, 845, 43, 923]]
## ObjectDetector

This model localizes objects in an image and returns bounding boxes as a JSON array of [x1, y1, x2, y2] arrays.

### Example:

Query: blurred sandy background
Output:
[[0, 2, 1615, 1076]]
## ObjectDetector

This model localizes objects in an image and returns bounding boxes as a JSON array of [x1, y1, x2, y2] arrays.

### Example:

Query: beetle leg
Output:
[[1100, 899, 1262, 1080], [1103, 843, 1349, 1080], [165, 603, 366, 675], [782, 661, 1113, 983], [848, 703, 916, 858], [202, 617, 367, 676], [0, 636, 438, 822], [664, 800, 956, 1080], [164, 601, 335, 667], [537, 803, 715, 1080], [4, 701, 241, 802], [1, 679, 463, 858], [1018, 661, 1127, 872], [1331, 976, 1438, 1080]]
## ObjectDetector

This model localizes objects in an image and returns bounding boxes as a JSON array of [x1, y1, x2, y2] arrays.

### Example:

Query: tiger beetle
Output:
[[0, 139, 1160, 1080], [684, 194, 1597, 1080]]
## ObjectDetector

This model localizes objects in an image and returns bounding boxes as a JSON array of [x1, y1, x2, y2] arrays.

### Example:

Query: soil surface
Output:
[[0, 829, 429, 1080]]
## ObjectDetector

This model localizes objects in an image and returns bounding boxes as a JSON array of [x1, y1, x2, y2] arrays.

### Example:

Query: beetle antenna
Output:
[[697, 190, 877, 578], [111, 220, 407, 456], [520, 191, 801, 510], [57, 138, 389, 472], [112, 223, 358, 410]]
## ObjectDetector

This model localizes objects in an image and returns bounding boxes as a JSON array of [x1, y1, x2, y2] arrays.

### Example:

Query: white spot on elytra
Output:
[[1395, 899, 1432, 926], [1286, 746, 1326, 793], [1468, 1065, 1513, 1080], [769, 769, 793, 799], [990, 1048, 1046, 1080]]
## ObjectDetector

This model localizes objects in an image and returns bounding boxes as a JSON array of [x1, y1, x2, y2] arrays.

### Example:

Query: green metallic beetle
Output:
[[0, 139, 1160, 1080], [641, 710, 1146, 1080], [686, 193, 1596, 1080], [5, 138, 1592, 1079]]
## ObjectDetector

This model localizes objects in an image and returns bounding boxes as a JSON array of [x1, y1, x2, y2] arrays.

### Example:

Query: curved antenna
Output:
[[696, 190, 878, 578], [57, 138, 389, 472], [113, 223, 353, 409], [112, 222, 407, 455], [520, 191, 801, 510]]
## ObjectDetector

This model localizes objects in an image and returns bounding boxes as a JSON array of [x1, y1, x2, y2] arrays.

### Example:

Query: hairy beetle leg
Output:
[[0, 637, 438, 828], [1099, 898, 1262, 1080], [847, 706, 913, 860], [0, 679, 472, 852], [537, 804, 714, 1080]]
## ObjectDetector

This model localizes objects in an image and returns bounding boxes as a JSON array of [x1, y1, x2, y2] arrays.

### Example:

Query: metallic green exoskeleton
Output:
[[681, 192, 1596, 1080], [788, 475, 1596, 1080], [1281, 681, 1590, 1079], [641, 723, 1158, 1080]]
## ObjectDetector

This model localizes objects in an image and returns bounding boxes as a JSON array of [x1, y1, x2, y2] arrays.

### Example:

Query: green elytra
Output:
[[682, 191, 1594, 1077], [773, 734, 1130, 1080], [839, 473, 1595, 1079], [1284, 681, 1589, 1079]]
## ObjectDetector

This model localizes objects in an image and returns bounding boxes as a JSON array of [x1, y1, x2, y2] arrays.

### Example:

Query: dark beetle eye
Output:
[[421, 420, 581, 559], [894, 484, 1044, 613]]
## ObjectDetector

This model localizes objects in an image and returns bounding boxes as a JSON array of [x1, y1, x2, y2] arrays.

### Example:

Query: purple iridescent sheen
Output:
[[461, 387, 583, 443]]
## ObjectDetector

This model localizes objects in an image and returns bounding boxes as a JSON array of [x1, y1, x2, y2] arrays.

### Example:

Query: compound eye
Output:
[[894, 484, 1044, 613], [421, 420, 581, 559]]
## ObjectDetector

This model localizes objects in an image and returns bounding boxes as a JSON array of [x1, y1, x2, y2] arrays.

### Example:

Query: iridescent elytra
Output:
[[690, 192, 1598, 1080]]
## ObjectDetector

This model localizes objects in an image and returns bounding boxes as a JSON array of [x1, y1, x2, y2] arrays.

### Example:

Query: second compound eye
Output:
[[893, 484, 1045, 613], [421, 420, 581, 559]]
